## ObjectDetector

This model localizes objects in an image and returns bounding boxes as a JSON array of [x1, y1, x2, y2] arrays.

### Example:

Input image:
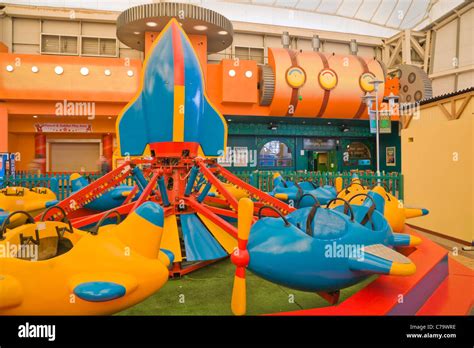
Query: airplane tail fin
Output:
[[334, 177, 343, 193], [273, 172, 285, 187], [70, 173, 89, 192], [111, 201, 164, 259]]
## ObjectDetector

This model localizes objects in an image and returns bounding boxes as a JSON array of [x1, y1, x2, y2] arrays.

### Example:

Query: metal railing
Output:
[[0, 172, 133, 200], [1, 170, 404, 201], [233, 170, 404, 200]]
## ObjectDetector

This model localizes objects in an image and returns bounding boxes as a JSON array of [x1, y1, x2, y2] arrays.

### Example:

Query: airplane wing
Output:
[[0, 274, 23, 309], [110, 189, 132, 200], [348, 244, 416, 276]]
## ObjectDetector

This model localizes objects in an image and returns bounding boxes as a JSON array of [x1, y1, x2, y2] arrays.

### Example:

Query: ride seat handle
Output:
[[0, 211, 35, 240], [297, 193, 320, 209], [89, 210, 122, 235], [346, 193, 377, 230], [257, 205, 290, 227], [40, 206, 74, 234], [326, 198, 355, 222], [305, 200, 322, 236]]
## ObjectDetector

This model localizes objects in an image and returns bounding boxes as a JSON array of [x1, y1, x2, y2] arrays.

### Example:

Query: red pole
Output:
[[102, 133, 113, 170], [34, 133, 46, 173]]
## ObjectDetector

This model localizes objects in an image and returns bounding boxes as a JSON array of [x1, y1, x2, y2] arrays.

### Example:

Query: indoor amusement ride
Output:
[[1, 3, 458, 316]]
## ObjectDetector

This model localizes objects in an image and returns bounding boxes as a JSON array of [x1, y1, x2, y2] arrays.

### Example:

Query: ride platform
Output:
[[273, 226, 473, 315]]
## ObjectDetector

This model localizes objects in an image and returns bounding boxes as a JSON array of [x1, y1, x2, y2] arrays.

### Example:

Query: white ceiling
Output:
[[3, 0, 467, 37]]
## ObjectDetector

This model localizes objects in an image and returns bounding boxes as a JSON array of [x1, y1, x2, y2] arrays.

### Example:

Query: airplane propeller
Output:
[[230, 197, 253, 316]]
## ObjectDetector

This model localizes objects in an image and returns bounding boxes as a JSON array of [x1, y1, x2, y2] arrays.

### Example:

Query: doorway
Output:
[[47, 139, 102, 172], [309, 150, 337, 172]]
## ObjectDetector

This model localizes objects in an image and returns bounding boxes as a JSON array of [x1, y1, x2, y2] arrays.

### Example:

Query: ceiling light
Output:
[[127, 70, 134, 77], [108, 116, 112, 119], [6, 65, 13, 72], [54, 66, 64, 75], [228, 69, 236, 77], [133, 31, 141, 35], [80, 67, 89, 76], [146, 22, 158, 27], [340, 125, 350, 133], [218, 30, 228, 35], [104, 69, 111, 76], [194, 25, 208, 31], [268, 123, 278, 131], [31, 66, 39, 73], [33, 115, 38, 118], [245, 70, 253, 78]]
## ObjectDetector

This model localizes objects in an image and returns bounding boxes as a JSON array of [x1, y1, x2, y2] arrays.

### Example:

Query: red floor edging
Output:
[[270, 226, 471, 316]]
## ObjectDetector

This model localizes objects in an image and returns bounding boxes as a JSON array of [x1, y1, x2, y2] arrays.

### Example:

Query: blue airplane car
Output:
[[246, 191, 420, 293], [269, 172, 337, 207], [69, 173, 137, 212]]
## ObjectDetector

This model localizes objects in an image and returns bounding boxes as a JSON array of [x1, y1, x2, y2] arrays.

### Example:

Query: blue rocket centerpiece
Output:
[[116, 19, 227, 157]]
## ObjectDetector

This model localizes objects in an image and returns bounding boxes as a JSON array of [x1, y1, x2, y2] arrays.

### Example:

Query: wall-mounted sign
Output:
[[344, 141, 371, 166], [34, 123, 92, 133], [386, 146, 396, 166], [369, 110, 391, 134], [303, 138, 336, 151]]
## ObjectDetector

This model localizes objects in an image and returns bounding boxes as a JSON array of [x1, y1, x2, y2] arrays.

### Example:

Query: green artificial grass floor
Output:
[[118, 258, 376, 316]]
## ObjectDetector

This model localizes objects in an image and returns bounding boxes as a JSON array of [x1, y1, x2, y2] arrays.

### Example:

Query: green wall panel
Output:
[[225, 120, 401, 173]]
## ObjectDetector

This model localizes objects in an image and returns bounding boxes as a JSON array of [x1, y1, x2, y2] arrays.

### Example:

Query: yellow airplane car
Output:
[[0, 202, 172, 315], [333, 175, 428, 233], [0, 187, 58, 228]]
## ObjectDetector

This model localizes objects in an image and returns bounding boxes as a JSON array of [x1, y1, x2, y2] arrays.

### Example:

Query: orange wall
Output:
[[8, 115, 116, 171], [9, 133, 115, 172], [8, 115, 116, 134], [0, 53, 141, 102], [8, 133, 35, 171], [0, 48, 389, 120]]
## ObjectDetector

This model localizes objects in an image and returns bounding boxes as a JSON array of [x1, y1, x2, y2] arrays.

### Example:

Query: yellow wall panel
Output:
[[401, 94, 473, 243]]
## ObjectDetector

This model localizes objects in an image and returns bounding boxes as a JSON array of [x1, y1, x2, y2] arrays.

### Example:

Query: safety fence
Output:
[[1, 172, 133, 200], [232, 170, 404, 200], [1, 170, 404, 201]]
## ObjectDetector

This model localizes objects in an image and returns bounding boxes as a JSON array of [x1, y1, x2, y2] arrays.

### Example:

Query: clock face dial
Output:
[[319, 69, 338, 90], [286, 67, 306, 88]]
